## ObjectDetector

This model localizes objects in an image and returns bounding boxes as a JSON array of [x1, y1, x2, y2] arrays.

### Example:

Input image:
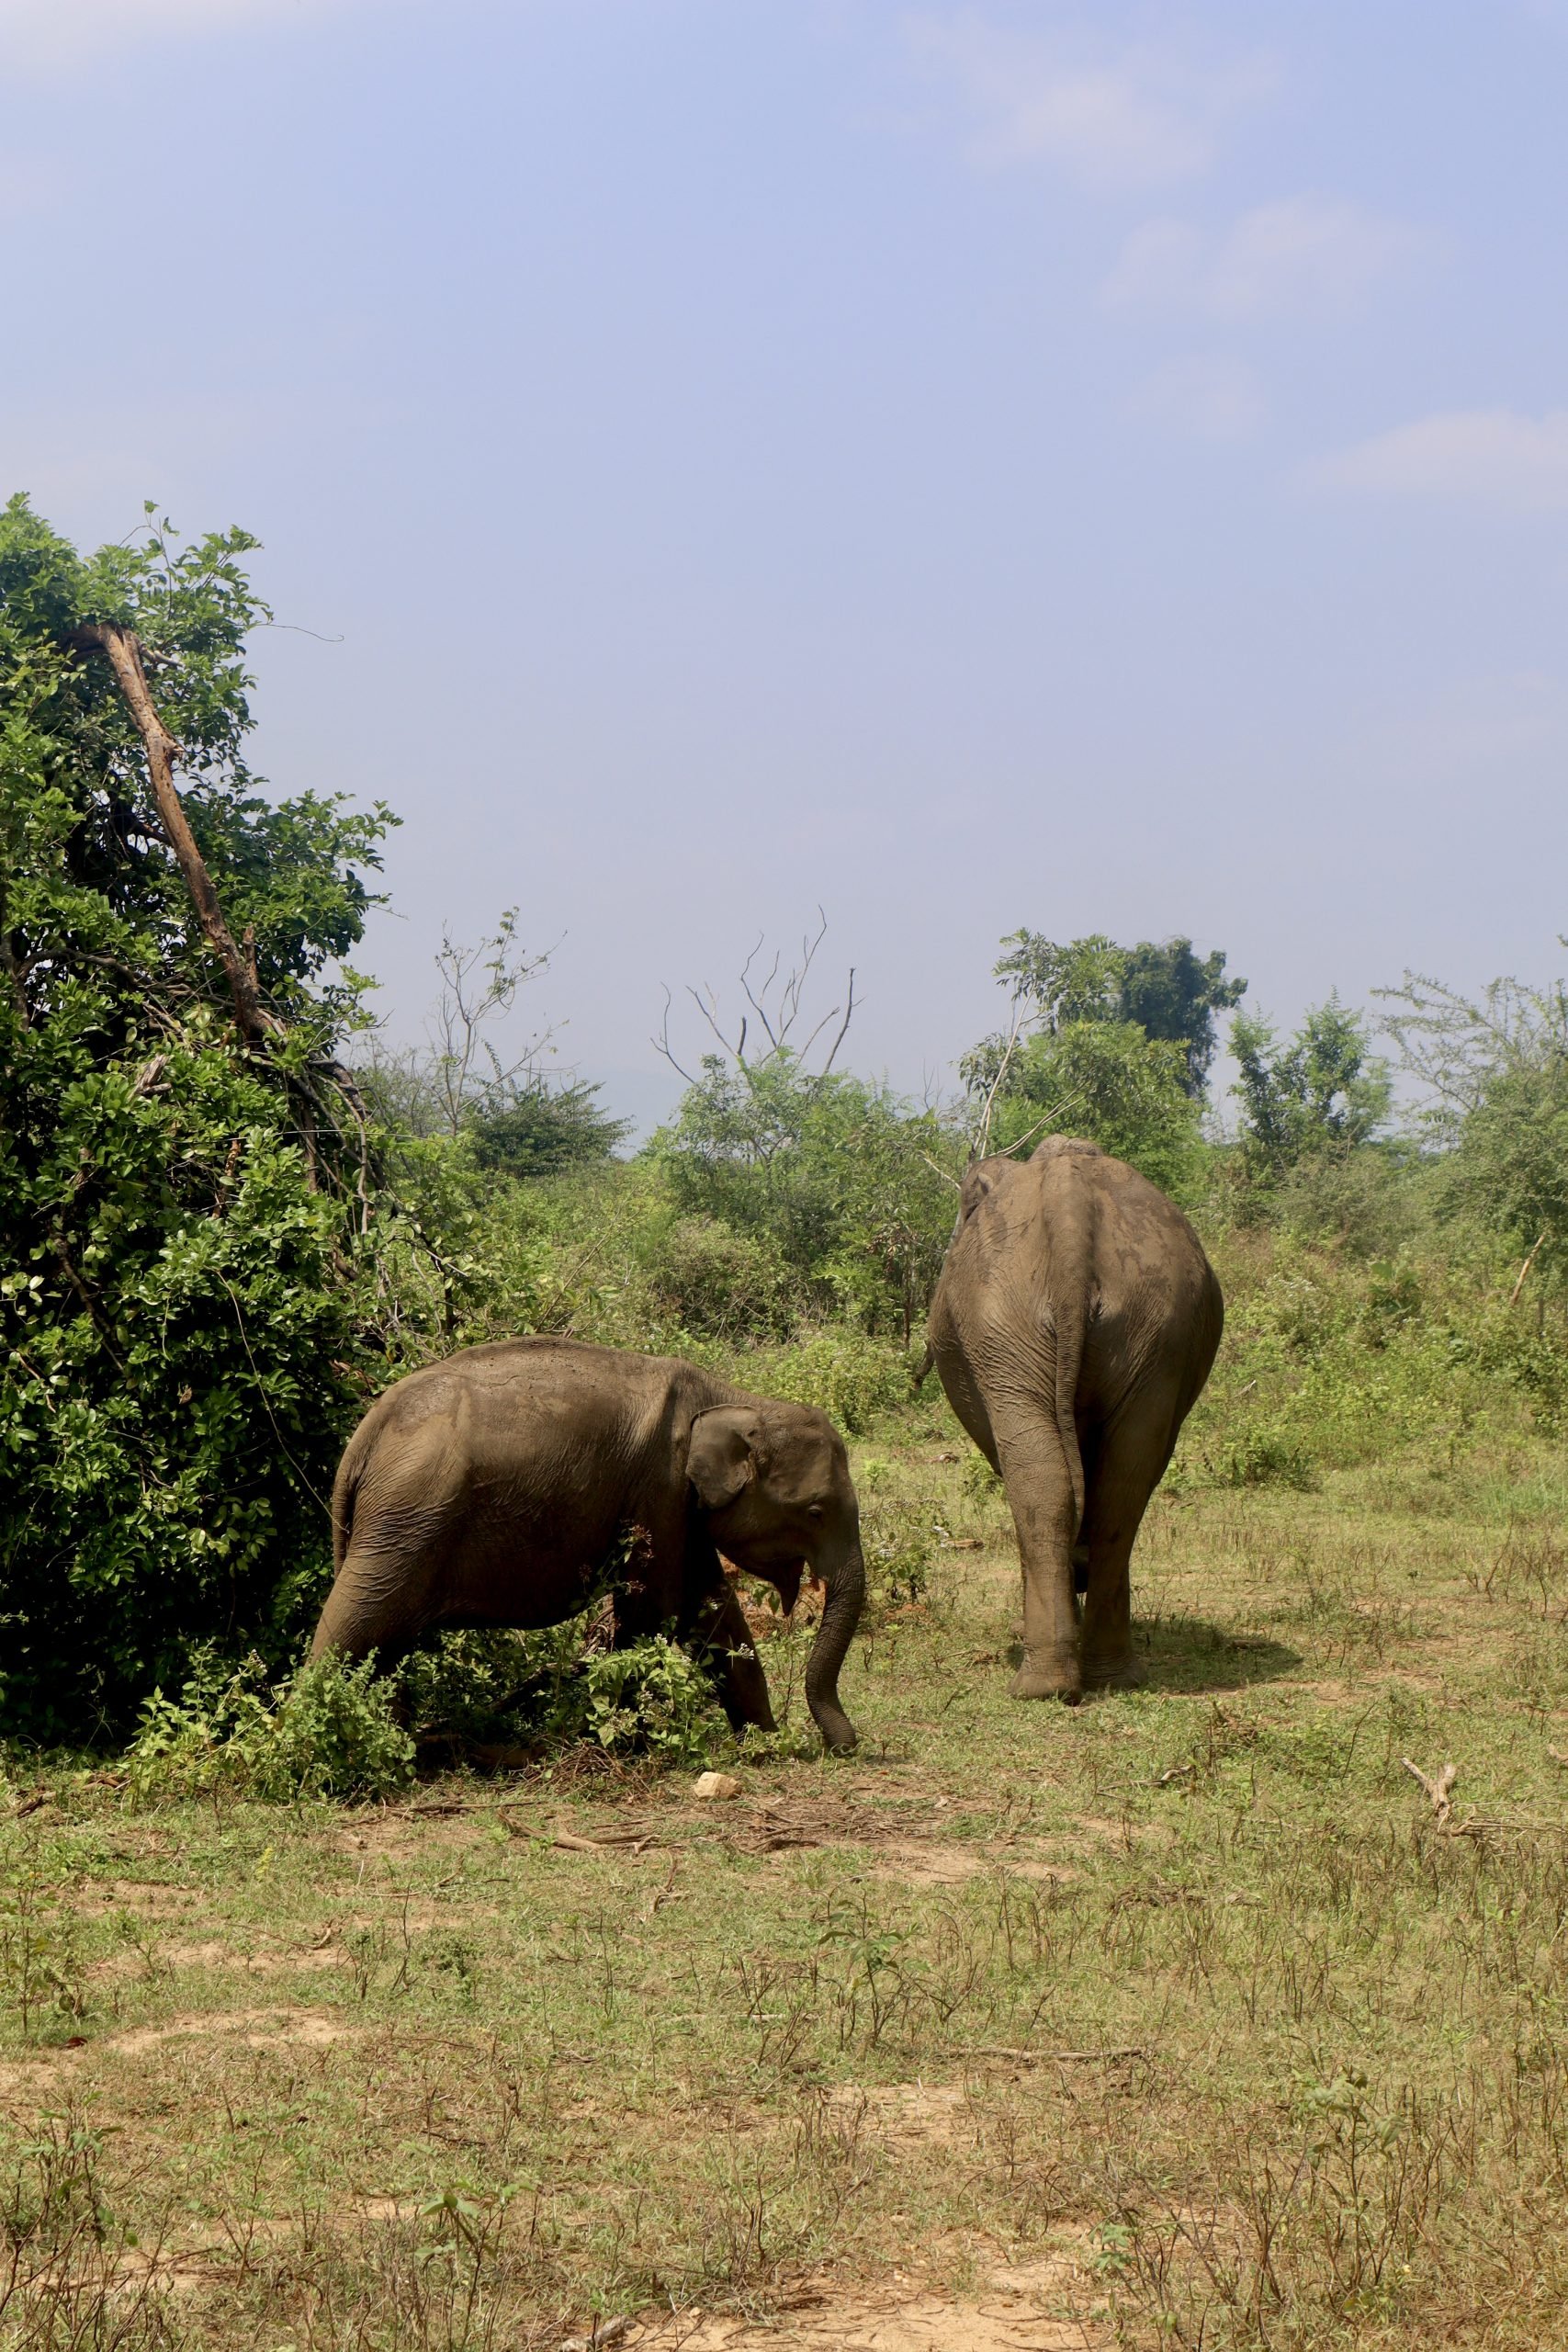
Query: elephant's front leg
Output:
[[994, 1408, 1083, 1702], [684, 1576, 776, 1735]]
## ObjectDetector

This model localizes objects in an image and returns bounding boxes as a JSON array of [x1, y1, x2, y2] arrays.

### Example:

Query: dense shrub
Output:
[[0, 502, 390, 1738], [399, 1622, 727, 1770], [740, 1329, 911, 1436], [655, 1056, 955, 1337], [639, 1215, 795, 1340], [128, 1652, 416, 1804]]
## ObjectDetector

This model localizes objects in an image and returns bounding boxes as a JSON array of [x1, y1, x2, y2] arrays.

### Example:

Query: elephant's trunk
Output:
[[805, 1536, 864, 1754]]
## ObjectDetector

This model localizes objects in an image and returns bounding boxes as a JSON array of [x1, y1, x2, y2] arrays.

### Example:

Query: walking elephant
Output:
[[926, 1136, 1222, 1703], [310, 1337, 865, 1752]]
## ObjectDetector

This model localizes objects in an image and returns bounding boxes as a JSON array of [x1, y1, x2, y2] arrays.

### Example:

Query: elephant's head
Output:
[[687, 1400, 864, 1753]]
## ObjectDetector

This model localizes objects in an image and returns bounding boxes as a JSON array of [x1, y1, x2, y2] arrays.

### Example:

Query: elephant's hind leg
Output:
[[992, 1406, 1083, 1703], [1077, 1377, 1186, 1691], [310, 1517, 446, 1674]]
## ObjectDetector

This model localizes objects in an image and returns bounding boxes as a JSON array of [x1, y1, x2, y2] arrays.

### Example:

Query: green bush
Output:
[[582, 1636, 728, 1765], [860, 1501, 935, 1616], [655, 1056, 956, 1336], [128, 1651, 415, 1804], [742, 1329, 910, 1435], [640, 1215, 794, 1340], [396, 1624, 592, 1748], [984, 1020, 1204, 1199]]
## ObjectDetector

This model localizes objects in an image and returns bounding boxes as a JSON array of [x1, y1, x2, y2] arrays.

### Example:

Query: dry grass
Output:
[[6, 1394, 1568, 2349]]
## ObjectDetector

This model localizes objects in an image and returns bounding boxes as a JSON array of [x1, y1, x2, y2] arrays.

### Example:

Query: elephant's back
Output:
[[359, 1336, 677, 1458]]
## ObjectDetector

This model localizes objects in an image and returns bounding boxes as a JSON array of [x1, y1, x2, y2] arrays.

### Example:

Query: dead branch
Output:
[[686, 983, 748, 1068], [739, 933, 784, 1050], [1509, 1232, 1549, 1307], [1403, 1757, 1458, 1827], [71, 624, 276, 1048], [916, 1150, 962, 1193], [652, 987, 700, 1084], [655, 914, 857, 1083]]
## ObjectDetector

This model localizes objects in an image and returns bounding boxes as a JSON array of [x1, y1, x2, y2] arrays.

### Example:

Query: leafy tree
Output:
[[1381, 966, 1568, 1285], [0, 498, 392, 1738], [1117, 937, 1247, 1094], [993, 929, 1245, 1094], [964, 927, 1222, 1190], [991, 931, 1127, 1034], [468, 1080, 629, 1177], [1231, 998, 1391, 1172], [977, 1023, 1203, 1198]]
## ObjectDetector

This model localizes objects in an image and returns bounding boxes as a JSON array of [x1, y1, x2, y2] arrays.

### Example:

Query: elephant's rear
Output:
[[1063, 1142, 1223, 1413], [929, 1136, 1223, 1500]]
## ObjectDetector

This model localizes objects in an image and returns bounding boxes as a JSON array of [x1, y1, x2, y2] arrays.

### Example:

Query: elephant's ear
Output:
[[688, 1408, 761, 1510]]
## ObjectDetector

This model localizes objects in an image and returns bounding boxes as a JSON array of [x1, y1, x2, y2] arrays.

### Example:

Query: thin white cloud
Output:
[[908, 12, 1274, 195], [1103, 198, 1419, 320], [1127, 353, 1263, 442], [1319, 408, 1568, 512], [0, 0, 364, 69]]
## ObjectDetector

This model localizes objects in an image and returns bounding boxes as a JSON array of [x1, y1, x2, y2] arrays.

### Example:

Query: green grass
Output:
[[6, 1385, 1568, 2348]]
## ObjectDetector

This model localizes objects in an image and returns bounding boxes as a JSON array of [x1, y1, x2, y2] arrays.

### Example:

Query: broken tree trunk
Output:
[[73, 623, 276, 1049]]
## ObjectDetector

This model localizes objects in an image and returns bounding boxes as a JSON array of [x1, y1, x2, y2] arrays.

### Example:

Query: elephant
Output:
[[925, 1136, 1222, 1703], [309, 1336, 865, 1752]]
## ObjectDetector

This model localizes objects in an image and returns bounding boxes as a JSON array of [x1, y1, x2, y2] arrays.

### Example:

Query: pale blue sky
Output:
[[6, 0, 1567, 1126]]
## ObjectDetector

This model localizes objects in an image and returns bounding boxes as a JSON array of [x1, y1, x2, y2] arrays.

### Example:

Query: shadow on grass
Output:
[[1134, 1614, 1301, 1694], [1001, 1615, 1301, 1697]]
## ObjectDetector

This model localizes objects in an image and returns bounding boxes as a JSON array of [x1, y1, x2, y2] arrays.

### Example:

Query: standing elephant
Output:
[[926, 1136, 1221, 1703], [310, 1337, 864, 1752]]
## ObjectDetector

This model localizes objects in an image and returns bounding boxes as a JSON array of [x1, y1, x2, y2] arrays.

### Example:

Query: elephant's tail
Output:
[[331, 1418, 373, 1572], [1053, 1291, 1087, 1539]]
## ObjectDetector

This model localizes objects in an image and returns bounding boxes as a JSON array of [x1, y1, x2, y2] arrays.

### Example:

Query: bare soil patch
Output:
[[631, 2255, 1100, 2349], [108, 2004, 360, 2054]]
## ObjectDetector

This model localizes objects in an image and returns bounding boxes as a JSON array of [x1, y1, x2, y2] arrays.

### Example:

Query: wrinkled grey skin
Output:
[[926, 1137, 1222, 1703], [310, 1337, 864, 1752]]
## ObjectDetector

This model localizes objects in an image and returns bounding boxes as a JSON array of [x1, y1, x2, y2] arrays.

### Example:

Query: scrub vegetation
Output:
[[5, 510, 1568, 2347]]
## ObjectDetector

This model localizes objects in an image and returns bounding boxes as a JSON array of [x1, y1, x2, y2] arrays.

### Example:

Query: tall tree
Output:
[[992, 930, 1246, 1095]]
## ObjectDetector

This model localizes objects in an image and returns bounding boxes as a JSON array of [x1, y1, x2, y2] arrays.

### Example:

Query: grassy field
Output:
[[6, 1380, 1568, 2351]]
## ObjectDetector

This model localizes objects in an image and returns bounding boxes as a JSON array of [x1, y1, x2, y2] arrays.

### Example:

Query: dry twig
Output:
[[1403, 1756, 1459, 1827]]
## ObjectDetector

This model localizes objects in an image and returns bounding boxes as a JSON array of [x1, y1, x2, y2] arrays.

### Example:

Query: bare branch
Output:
[[819, 967, 857, 1075], [917, 1150, 962, 1193], [660, 913, 854, 1085], [685, 982, 749, 1067], [652, 987, 700, 1084], [740, 934, 784, 1051], [1403, 1757, 1458, 1828]]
